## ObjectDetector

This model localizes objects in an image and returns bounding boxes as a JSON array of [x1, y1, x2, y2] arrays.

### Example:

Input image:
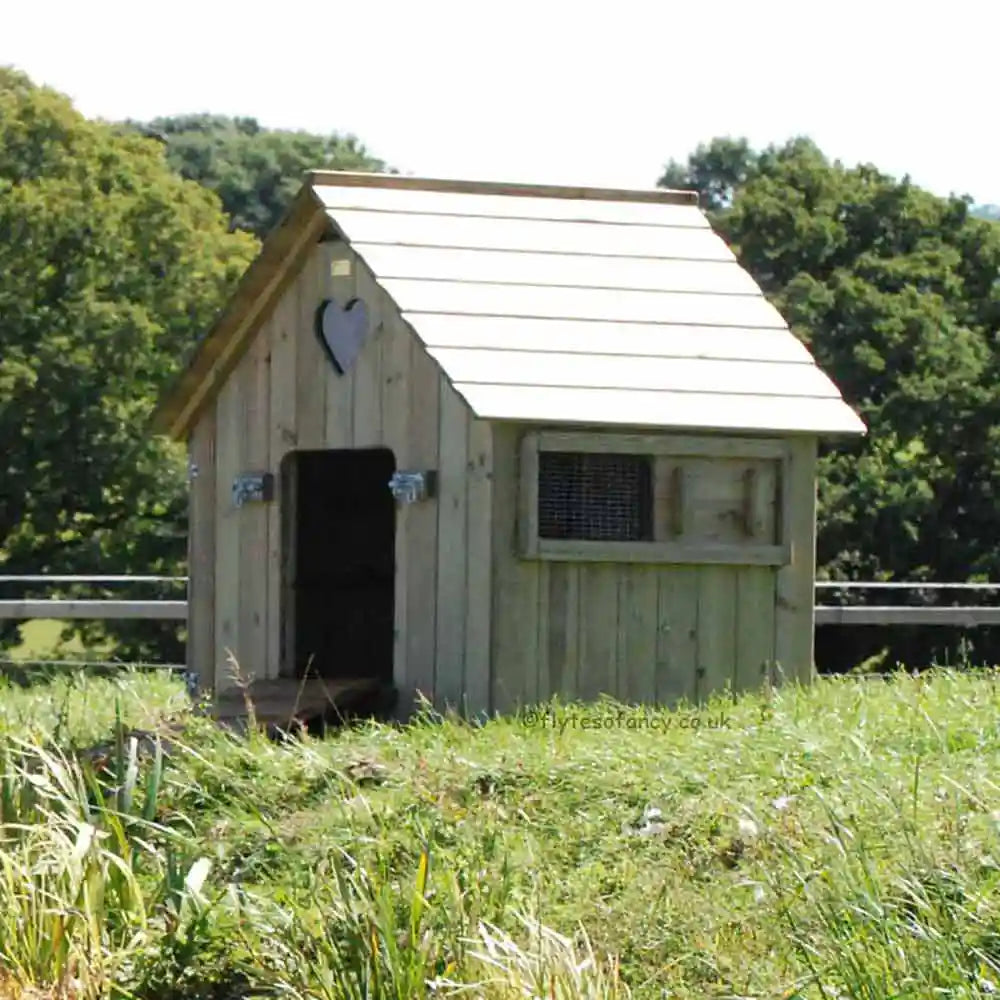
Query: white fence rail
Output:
[[0, 600, 187, 620], [3, 577, 1000, 626]]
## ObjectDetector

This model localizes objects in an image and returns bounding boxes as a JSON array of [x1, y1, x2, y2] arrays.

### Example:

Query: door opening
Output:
[[280, 448, 396, 688]]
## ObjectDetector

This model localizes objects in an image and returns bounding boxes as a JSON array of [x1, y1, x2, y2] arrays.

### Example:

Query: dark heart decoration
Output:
[[315, 297, 369, 375]]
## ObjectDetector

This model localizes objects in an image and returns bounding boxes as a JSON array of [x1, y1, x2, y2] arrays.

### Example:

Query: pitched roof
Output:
[[151, 171, 865, 439]]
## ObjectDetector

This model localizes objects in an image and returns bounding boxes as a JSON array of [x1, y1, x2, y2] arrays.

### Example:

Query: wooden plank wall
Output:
[[189, 234, 813, 712], [490, 424, 792, 712], [194, 237, 493, 713], [186, 407, 216, 694]]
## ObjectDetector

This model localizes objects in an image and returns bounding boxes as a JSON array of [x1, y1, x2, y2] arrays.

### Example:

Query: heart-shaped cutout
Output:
[[315, 297, 369, 375]]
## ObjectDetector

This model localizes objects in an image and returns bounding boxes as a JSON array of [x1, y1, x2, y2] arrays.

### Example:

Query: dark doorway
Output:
[[281, 448, 396, 687]]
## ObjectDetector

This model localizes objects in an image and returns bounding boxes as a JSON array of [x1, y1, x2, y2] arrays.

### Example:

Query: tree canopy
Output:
[[0, 68, 258, 660], [123, 113, 389, 238], [661, 138, 1000, 669]]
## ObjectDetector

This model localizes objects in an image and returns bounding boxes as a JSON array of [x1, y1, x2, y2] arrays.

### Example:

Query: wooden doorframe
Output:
[[278, 447, 398, 683], [278, 450, 298, 679]]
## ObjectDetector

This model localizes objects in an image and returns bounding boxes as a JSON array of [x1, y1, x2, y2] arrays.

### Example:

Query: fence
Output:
[[3, 576, 1000, 627], [0, 576, 188, 622]]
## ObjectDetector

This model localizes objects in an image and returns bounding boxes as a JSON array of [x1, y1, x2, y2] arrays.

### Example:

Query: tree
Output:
[[122, 114, 389, 238], [0, 68, 258, 662], [660, 138, 1000, 671], [660, 137, 756, 215]]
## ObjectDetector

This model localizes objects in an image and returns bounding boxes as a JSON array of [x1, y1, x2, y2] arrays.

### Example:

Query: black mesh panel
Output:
[[538, 451, 653, 541]]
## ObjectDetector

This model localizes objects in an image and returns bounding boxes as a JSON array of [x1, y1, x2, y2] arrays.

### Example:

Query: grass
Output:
[[5, 621, 107, 661], [3, 666, 1000, 997]]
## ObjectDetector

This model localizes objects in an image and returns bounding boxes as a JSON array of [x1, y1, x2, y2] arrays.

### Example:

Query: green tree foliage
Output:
[[0, 68, 258, 661], [123, 114, 389, 237], [661, 138, 1000, 670]]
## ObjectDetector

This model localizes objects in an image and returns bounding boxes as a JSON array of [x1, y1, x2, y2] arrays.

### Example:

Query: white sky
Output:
[[3, 0, 998, 204]]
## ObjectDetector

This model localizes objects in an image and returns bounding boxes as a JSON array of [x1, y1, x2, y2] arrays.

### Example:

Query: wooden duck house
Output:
[[151, 171, 865, 721]]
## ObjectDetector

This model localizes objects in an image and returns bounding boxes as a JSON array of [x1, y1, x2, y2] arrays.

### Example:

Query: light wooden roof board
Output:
[[313, 174, 865, 437], [150, 171, 865, 439]]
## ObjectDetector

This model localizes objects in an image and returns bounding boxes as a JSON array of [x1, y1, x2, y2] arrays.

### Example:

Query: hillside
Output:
[[3, 669, 1000, 998]]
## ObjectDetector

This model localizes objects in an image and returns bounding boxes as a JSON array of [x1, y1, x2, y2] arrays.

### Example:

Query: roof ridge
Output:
[[306, 170, 699, 207]]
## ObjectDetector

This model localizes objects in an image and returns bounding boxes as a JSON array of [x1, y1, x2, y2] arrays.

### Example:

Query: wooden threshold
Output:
[[212, 676, 388, 729]]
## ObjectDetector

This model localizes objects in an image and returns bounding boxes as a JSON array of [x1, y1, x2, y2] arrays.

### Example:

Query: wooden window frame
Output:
[[518, 431, 793, 566]]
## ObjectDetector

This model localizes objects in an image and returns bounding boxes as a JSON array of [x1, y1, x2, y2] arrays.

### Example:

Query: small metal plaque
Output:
[[388, 470, 437, 505], [232, 472, 274, 508]]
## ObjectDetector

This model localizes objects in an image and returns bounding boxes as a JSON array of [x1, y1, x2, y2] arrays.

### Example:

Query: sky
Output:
[[3, 0, 998, 205]]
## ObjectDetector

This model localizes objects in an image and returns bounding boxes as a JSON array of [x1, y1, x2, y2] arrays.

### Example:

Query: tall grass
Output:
[[3, 668, 1000, 997], [0, 690, 631, 999], [0, 714, 226, 1000]]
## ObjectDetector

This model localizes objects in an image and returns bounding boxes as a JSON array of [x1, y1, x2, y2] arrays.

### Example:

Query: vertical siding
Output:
[[735, 567, 776, 692], [695, 567, 737, 701], [322, 243, 355, 449], [545, 564, 580, 698], [351, 277, 383, 449], [295, 248, 328, 451], [267, 285, 297, 679], [435, 383, 469, 709], [617, 567, 658, 704], [205, 238, 494, 713], [373, 274, 413, 705], [186, 406, 216, 690], [774, 436, 818, 684], [464, 417, 494, 716], [490, 425, 539, 714], [201, 236, 818, 716], [491, 424, 787, 711], [403, 341, 441, 708], [213, 360, 243, 688], [577, 566, 619, 701], [656, 567, 699, 704], [237, 331, 271, 682]]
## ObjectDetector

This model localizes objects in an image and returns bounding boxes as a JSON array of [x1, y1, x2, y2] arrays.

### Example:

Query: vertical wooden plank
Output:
[[186, 406, 216, 693], [295, 246, 327, 451], [735, 566, 776, 693], [213, 372, 242, 691], [696, 566, 738, 702], [653, 457, 685, 541], [379, 310, 412, 705], [490, 425, 539, 714], [774, 436, 818, 685], [434, 381, 468, 710], [656, 566, 698, 706], [518, 433, 540, 556], [237, 331, 270, 681], [267, 287, 297, 679], [534, 563, 550, 704], [350, 259, 383, 449], [577, 564, 619, 701], [546, 564, 579, 701], [324, 241, 356, 449], [617, 566, 659, 703], [404, 341, 440, 709], [464, 416, 494, 717]]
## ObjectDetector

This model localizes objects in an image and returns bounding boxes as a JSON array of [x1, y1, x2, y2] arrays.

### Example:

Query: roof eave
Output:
[[455, 401, 868, 438], [306, 169, 699, 206], [149, 181, 330, 441]]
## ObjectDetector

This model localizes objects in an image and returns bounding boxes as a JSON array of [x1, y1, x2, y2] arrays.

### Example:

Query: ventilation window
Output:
[[538, 451, 653, 542]]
